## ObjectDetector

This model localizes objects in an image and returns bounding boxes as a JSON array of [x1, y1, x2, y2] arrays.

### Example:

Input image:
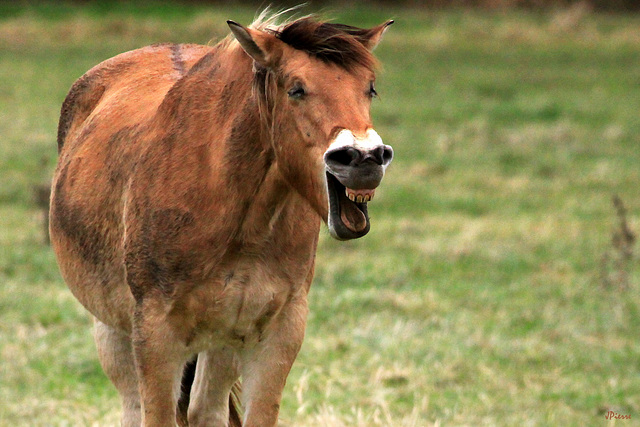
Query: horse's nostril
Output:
[[371, 146, 386, 165], [382, 145, 393, 165], [326, 147, 360, 167], [359, 145, 392, 166]]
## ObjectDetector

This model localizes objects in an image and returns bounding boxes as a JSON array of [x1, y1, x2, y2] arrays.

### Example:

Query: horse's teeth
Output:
[[345, 187, 375, 203]]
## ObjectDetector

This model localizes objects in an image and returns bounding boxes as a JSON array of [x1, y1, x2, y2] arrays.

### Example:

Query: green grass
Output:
[[1, 2, 639, 426]]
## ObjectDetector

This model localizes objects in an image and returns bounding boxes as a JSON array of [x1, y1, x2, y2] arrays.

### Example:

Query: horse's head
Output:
[[229, 17, 394, 240]]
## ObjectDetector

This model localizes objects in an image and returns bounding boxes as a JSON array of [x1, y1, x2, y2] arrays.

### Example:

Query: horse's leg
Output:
[[241, 295, 308, 427], [187, 347, 240, 426], [132, 301, 186, 427], [94, 319, 141, 427]]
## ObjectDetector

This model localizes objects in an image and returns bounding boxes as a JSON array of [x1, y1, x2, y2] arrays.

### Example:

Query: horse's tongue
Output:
[[340, 199, 367, 232]]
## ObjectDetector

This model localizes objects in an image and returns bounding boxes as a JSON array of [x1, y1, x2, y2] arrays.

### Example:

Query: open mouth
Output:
[[326, 172, 373, 240]]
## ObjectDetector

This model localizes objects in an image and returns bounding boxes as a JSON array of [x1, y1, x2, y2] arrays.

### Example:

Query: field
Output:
[[1, 2, 639, 426]]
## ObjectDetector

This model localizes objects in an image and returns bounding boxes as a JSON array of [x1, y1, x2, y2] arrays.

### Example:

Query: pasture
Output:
[[0, 2, 638, 425]]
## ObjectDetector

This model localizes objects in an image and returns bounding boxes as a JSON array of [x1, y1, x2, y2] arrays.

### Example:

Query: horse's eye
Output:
[[368, 81, 378, 98], [287, 84, 306, 99]]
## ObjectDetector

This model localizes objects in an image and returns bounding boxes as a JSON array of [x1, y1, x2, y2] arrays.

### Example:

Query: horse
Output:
[[50, 11, 393, 427]]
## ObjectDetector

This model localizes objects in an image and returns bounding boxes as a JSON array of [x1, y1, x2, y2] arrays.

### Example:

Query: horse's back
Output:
[[51, 43, 212, 331]]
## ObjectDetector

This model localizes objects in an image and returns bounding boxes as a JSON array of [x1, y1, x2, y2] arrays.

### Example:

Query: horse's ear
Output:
[[227, 20, 283, 68], [362, 20, 394, 51]]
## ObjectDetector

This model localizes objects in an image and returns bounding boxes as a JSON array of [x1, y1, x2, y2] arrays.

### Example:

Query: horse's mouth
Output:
[[326, 172, 372, 240]]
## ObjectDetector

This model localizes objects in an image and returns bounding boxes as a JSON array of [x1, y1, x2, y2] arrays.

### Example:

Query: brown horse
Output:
[[50, 11, 393, 427]]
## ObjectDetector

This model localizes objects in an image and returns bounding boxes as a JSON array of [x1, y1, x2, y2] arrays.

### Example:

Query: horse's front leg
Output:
[[188, 347, 240, 426], [241, 293, 309, 427], [132, 299, 187, 427]]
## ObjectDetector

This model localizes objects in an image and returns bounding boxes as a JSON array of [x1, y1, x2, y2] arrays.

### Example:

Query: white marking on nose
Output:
[[327, 129, 384, 152]]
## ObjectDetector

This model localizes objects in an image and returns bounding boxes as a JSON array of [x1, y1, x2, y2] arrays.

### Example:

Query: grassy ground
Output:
[[1, 2, 639, 426]]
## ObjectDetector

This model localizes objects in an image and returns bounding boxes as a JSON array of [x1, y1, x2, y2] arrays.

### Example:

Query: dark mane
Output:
[[271, 17, 377, 71]]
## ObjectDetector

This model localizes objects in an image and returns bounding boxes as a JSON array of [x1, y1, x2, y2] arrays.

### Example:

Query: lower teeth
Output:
[[345, 188, 375, 202]]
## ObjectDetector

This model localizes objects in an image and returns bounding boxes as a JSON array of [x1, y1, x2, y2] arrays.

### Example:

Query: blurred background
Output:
[[0, 1, 638, 425]]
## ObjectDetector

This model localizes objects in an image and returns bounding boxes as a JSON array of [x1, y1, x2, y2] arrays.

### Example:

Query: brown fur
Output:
[[50, 15, 390, 427]]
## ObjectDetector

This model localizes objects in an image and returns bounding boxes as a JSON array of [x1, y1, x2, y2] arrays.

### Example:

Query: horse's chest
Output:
[[186, 262, 292, 350], [224, 268, 285, 340]]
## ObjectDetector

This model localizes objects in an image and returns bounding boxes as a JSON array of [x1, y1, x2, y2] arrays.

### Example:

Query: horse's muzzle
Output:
[[324, 129, 393, 240]]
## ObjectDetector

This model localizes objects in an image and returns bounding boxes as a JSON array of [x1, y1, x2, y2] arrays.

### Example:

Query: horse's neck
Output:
[[213, 56, 300, 244], [159, 46, 306, 244]]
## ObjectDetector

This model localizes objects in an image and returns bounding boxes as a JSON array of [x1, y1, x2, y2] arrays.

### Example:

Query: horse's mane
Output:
[[249, 10, 377, 71]]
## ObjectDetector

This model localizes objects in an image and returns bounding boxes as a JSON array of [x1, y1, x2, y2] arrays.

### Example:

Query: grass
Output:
[[1, 2, 639, 426]]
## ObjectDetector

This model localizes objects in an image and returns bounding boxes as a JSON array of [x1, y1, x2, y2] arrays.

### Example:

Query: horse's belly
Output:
[[50, 168, 134, 331], [52, 231, 134, 332]]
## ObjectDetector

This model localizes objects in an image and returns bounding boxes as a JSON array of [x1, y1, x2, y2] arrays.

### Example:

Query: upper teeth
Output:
[[345, 188, 375, 203]]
